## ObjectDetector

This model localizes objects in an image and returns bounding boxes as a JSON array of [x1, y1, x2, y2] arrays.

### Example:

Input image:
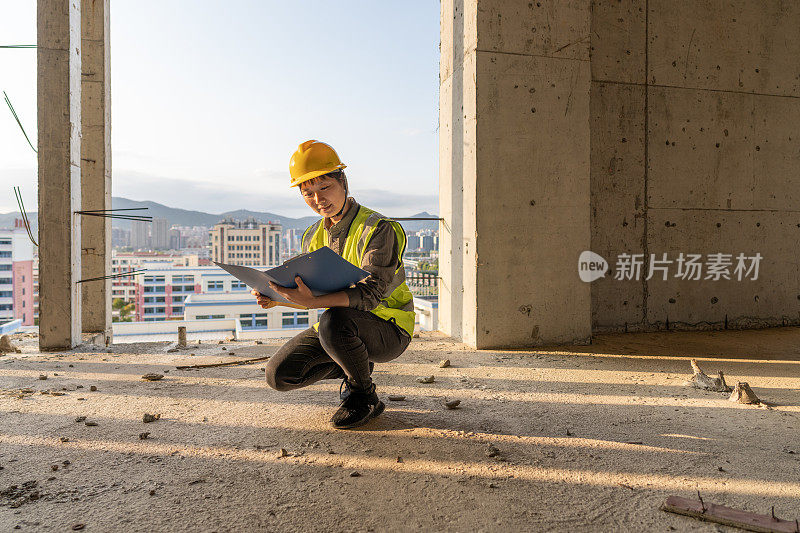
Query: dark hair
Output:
[[300, 170, 347, 189]]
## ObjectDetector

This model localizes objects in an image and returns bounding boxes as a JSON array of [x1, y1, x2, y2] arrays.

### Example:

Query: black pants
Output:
[[265, 307, 411, 391]]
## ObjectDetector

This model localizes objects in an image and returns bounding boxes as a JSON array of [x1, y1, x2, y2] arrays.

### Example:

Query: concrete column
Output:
[[439, 0, 592, 348], [80, 0, 111, 340], [38, 0, 82, 350]]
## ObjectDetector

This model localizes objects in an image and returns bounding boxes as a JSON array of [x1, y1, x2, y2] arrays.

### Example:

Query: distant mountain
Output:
[[0, 198, 440, 234], [395, 212, 441, 233]]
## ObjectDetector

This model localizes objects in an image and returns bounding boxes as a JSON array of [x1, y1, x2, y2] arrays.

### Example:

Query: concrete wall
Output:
[[441, 0, 799, 347], [590, 0, 800, 332], [440, 0, 592, 348]]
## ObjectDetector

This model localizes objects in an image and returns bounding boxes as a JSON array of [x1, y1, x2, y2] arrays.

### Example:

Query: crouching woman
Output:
[[255, 140, 415, 429]]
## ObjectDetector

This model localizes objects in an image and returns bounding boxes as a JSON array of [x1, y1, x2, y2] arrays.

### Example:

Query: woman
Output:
[[255, 140, 415, 429]]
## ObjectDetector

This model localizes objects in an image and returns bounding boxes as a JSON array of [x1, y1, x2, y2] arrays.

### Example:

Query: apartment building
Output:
[[133, 264, 266, 321], [111, 251, 201, 302], [0, 220, 35, 326], [210, 218, 281, 267]]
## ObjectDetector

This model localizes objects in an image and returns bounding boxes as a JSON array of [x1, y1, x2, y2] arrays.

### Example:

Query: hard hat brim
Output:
[[289, 164, 347, 188]]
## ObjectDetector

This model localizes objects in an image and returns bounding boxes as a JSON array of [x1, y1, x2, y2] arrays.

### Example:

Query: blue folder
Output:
[[214, 247, 369, 306]]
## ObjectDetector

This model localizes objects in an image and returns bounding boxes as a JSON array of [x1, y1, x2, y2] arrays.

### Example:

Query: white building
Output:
[[0, 220, 35, 326], [184, 292, 320, 337]]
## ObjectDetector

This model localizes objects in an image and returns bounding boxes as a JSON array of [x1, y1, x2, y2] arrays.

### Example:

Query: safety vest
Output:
[[301, 205, 415, 337]]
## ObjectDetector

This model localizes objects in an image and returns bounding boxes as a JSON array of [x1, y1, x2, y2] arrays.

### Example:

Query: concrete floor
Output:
[[1, 328, 799, 532]]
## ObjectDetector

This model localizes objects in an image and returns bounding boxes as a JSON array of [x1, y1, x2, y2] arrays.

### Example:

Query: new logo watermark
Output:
[[578, 252, 762, 282], [578, 251, 609, 282]]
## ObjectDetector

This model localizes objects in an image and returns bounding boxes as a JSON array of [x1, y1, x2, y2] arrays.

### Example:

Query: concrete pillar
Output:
[[37, 0, 82, 350], [439, 0, 592, 348], [80, 0, 111, 340]]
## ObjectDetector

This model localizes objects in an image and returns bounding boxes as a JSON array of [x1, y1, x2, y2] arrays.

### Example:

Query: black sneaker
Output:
[[331, 380, 385, 429]]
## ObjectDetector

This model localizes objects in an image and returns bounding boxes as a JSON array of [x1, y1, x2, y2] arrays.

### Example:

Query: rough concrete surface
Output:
[[589, 0, 800, 334], [1, 329, 798, 531]]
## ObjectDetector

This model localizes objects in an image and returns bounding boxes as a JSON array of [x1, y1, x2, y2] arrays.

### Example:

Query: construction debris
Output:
[[84, 421, 98, 427], [387, 395, 406, 401], [142, 413, 161, 423], [141, 373, 164, 381], [416, 375, 435, 384], [175, 355, 271, 370], [688, 359, 732, 392], [38, 374, 48, 380], [661, 494, 799, 532], [1, 480, 39, 508], [444, 399, 461, 409], [438, 359, 451, 368], [178, 327, 187, 347], [485, 444, 500, 458], [0, 335, 21, 354], [729, 382, 761, 404], [139, 432, 150, 440]]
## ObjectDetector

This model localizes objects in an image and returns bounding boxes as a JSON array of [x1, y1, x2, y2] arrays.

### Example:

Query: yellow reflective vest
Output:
[[301, 204, 415, 337]]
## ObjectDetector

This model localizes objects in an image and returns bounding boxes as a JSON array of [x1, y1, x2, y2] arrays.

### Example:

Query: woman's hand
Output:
[[269, 276, 317, 308], [251, 289, 277, 310]]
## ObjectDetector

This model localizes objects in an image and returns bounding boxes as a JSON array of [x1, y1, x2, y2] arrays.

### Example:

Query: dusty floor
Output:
[[0, 328, 799, 532]]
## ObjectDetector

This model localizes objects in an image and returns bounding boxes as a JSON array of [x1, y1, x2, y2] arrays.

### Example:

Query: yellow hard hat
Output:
[[289, 140, 347, 188]]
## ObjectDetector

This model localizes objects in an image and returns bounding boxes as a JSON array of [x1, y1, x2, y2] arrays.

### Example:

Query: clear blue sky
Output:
[[0, 1, 440, 218]]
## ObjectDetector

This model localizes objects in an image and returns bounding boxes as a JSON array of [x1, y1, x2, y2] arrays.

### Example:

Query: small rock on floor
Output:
[[349, 471, 361, 477], [416, 375, 435, 384], [439, 359, 451, 368], [84, 421, 98, 427], [278, 448, 288, 458], [0, 334, 21, 353], [141, 373, 164, 381], [444, 399, 461, 409], [139, 432, 150, 440], [89, 386, 97, 392], [142, 413, 161, 423], [387, 395, 406, 401], [38, 374, 47, 380], [485, 444, 500, 458]]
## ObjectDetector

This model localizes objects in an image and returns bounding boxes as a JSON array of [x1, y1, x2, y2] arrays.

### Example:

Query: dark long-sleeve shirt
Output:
[[317, 198, 401, 312]]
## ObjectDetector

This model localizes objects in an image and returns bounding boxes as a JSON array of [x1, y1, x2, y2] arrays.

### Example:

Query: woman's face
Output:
[[300, 175, 347, 218]]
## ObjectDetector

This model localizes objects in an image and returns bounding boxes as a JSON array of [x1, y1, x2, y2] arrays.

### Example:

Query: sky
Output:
[[0, 1, 440, 218]]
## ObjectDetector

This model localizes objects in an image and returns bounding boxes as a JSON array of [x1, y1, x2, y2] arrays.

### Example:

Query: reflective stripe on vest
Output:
[[301, 205, 415, 336]]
